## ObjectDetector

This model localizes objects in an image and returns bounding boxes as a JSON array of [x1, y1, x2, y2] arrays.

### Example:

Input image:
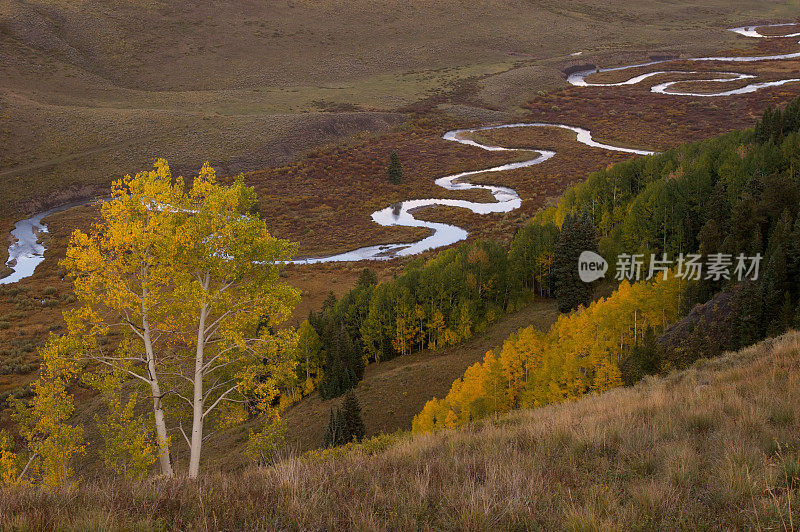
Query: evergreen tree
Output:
[[704, 181, 730, 234], [357, 268, 378, 289], [318, 322, 361, 399], [311, 288, 367, 399], [553, 213, 596, 313], [340, 391, 365, 443], [762, 246, 788, 337], [734, 280, 764, 349], [755, 106, 774, 143], [321, 291, 337, 313], [322, 391, 365, 447], [620, 325, 661, 385], [786, 215, 800, 281], [387, 152, 403, 184]]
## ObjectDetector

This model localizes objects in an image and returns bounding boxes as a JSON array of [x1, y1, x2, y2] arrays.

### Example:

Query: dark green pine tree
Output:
[[317, 319, 365, 400], [786, 215, 800, 281], [553, 213, 597, 313], [321, 291, 337, 313], [734, 280, 764, 349], [620, 325, 661, 385], [357, 267, 378, 289], [340, 391, 365, 443], [322, 391, 365, 447], [754, 106, 773, 143], [762, 225, 790, 337], [704, 181, 730, 234], [387, 151, 403, 184]]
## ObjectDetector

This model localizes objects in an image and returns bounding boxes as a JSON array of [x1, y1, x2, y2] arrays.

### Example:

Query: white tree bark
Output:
[[143, 310, 174, 477], [188, 275, 209, 479]]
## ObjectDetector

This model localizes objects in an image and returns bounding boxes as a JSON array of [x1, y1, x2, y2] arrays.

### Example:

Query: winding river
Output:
[[567, 24, 800, 96], [292, 124, 652, 264], [2, 22, 799, 282], [0, 201, 92, 285]]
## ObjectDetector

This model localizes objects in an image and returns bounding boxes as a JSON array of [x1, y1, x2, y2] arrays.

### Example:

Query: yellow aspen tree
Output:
[[414, 273, 686, 433], [441, 328, 460, 347], [59, 160, 300, 479], [592, 359, 623, 392], [0, 430, 25, 486], [499, 334, 527, 406], [393, 315, 410, 356], [11, 335, 85, 489], [444, 409, 460, 429], [412, 399, 440, 433], [427, 308, 445, 350], [296, 320, 323, 395], [85, 366, 157, 480]]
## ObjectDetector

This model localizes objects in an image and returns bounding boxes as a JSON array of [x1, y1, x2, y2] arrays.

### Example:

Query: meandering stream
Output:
[[567, 24, 800, 96], [292, 124, 652, 264], [2, 23, 799, 282]]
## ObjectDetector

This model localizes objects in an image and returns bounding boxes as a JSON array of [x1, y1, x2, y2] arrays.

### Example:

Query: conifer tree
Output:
[[341, 391, 365, 443], [387, 152, 403, 184], [357, 268, 378, 288], [321, 291, 337, 313], [762, 247, 788, 336], [734, 280, 764, 349], [553, 213, 596, 313], [620, 325, 661, 385], [322, 391, 364, 447], [705, 181, 731, 234]]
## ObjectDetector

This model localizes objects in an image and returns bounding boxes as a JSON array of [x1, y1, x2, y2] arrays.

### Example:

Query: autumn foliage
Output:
[[413, 274, 685, 433]]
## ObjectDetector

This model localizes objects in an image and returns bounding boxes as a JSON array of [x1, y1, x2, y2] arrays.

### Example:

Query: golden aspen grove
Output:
[[413, 275, 685, 433]]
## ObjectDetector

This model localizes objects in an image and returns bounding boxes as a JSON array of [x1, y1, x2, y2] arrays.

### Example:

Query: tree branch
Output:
[[203, 384, 240, 419], [88, 357, 151, 385], [16, 452, 38, 484], [203, 378, 237, 402], [178, 423, 192, 448]]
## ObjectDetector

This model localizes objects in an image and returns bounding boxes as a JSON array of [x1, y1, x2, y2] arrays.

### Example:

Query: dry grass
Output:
[[3, 331, 800, 530], [2, 0, 799, 216], [202, 295, 562, 468]]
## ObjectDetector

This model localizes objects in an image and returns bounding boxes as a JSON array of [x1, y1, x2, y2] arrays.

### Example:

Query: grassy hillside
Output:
[[206, 295, 563, 467], [4, 330, 799, 529], [59, 292, 561, 476], [1, 0, 798, 218]]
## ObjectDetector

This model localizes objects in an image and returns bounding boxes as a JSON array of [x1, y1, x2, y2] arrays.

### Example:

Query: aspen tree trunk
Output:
[[144, 318, 173, 477], [141, 276, 173, 477], [188, 299, 208, 479]]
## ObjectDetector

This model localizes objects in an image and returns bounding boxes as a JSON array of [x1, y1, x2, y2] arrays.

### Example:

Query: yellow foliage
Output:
[[37, 159, 302, 480], [0, 430, 25, 486], [11, 339, 85, 489], [413, 274, 685, 433]]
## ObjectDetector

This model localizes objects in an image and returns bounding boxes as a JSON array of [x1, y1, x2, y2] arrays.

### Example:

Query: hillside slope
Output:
[[5, 331, 799, 529], [205, 296, 561, 468], [1, 0, 797, 217]]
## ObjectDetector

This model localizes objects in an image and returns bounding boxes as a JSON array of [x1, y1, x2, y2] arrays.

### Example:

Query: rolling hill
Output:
[[3, 330, 798, 529]]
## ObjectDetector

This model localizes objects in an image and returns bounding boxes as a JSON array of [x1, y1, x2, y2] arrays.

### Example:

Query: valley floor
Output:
[[4, 330, 799, 530]]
